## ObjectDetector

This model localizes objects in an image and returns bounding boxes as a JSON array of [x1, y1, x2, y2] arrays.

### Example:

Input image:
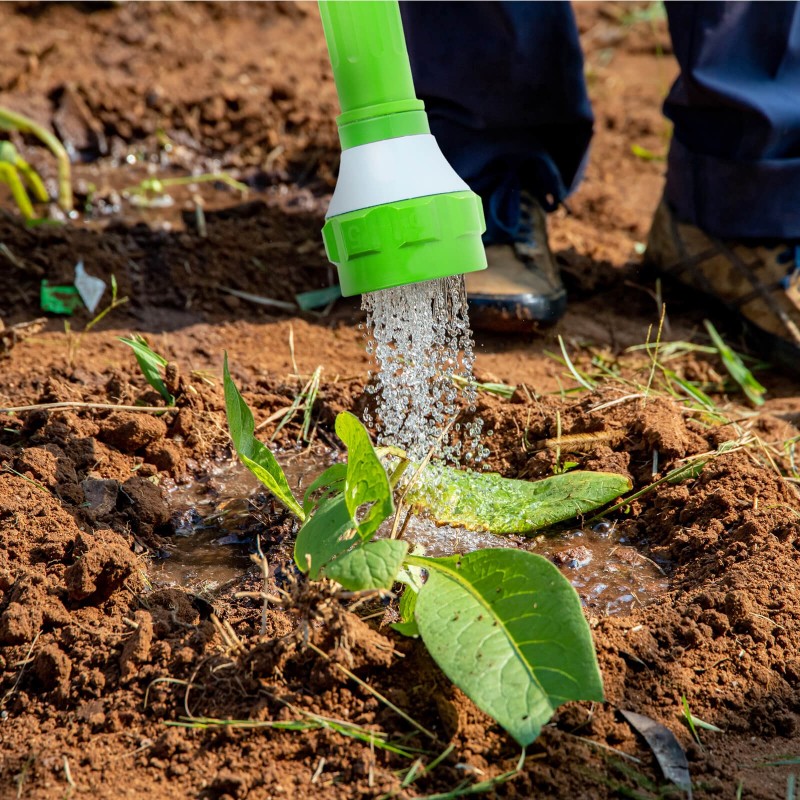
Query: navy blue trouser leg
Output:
[[663, 2, 800, 239], [400, 1, 592, 243], [402, 1, 800, 242]]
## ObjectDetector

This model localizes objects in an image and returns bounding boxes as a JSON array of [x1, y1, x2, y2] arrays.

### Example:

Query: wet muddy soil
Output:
[[159, 455, 669, 615], [2, 4, 800, 800]]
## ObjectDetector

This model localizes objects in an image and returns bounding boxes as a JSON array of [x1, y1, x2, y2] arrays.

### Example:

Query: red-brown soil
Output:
[[2, 4, 800, 800]]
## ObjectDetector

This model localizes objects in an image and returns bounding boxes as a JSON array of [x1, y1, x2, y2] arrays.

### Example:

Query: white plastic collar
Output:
[[326, 134, 470, 218]]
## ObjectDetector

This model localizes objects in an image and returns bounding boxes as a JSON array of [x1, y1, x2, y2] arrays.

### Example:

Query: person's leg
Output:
[[401, 1, 591, 329], [663, 1, 800, 239], [648, 1, 800, 367], [401, 1, 592, 242]]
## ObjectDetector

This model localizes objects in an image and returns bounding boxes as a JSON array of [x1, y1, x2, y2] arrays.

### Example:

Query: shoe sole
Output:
[[467, 290, 567, 333]]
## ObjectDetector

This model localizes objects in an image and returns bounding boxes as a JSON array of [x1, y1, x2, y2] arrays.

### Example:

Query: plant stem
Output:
[[0, 106, 73, 212]]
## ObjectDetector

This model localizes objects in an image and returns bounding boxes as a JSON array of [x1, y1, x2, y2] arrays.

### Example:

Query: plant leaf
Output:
[[223, 354, 304, 519], [295, 414, 393, 577], [411, 549, 604, 746], [392, 584, 420, 637], [335, 412, 393, 539], [406, 466, 631, 534], [302, 462, 347, 515], [294, 494, 354, 577], [118, 335, 174, 405], [322, 539, 408, 591]]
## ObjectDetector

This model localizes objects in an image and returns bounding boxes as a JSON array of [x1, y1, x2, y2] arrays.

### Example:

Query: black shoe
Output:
[[466, 193, 566, 332]]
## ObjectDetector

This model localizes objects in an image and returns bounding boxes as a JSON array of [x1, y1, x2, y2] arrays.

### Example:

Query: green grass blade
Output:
[[223, 354, 304, 519], [558, 335, 597, 391], [118, 335, 174, 405], [704, 320, 766, 406], [681, 695, 702, 746]]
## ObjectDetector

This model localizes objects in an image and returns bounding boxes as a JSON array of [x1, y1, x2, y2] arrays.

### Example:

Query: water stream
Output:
[[155, 456, 668, 615], [362, 275, 487, 465]]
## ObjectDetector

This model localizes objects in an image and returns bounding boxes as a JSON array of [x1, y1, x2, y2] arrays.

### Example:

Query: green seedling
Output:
[[0, 141, 49, 221], [224, 356, 622, 748], [122, 172, 249, 208], [681, 695, 723, 748], [0, 106, 73, 219], [450, 373, 517, 399], [66, 275, 128, 369], [118, 334, 175, 406]]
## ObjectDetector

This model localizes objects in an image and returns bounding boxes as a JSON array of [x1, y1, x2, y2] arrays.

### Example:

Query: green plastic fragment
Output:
[[295, 284, 342, 311], [40, 280, 82, 315]]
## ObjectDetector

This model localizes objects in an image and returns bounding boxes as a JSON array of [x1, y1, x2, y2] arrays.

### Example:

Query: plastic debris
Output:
[[620, 709, 693, 796], [74, 261, 106, 314], [40, 280, 82, 315], [295, 284, 342, 311]]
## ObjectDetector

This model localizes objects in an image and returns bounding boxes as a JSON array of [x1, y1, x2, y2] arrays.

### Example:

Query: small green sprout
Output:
[[119, 334, 175, 406]]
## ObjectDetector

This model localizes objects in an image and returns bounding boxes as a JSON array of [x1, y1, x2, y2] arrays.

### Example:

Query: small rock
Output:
[[14, 447, 59, 486], [553, 545, 593, 569], [81, 478, 119, 517], [171, 407, 194, 437], [34, 644, 72, 695], [64, 530, 138, 602], [120, 477, 170, 527], [143, 441, 185, 475], [120, 609, 154, 681]]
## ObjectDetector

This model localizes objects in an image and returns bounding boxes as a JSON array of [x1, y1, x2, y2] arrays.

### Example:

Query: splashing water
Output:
[[362, 275, 489, 464]]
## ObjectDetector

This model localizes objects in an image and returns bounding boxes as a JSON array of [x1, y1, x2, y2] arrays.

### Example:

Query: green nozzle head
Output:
[[319, 0, 486, 297]]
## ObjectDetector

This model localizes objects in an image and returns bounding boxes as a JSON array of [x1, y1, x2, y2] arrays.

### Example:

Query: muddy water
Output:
[[155, 457, 668, 614], [153, 449, 335, 590], [398, 514, 668, 616]]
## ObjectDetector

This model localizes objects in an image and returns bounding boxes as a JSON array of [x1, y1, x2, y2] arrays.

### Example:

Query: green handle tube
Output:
[[319, 0, 429, 149]]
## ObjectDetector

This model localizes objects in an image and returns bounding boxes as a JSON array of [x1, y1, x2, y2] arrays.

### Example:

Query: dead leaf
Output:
[[620, 708, 693, 797]]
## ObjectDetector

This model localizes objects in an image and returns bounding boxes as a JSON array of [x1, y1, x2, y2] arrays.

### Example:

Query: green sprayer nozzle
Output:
[[319, 0, 487, 297]]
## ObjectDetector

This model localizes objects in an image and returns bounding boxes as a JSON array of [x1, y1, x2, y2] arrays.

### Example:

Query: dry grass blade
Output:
[[1, 631, 40, 709], [306, 640, 439, 742], [269, 366, 323, 444], [0, 401, 173, 414]]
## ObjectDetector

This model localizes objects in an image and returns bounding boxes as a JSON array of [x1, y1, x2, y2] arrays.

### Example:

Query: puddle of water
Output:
[[151, 448, 335, 590], [154, 457, 668, 614]]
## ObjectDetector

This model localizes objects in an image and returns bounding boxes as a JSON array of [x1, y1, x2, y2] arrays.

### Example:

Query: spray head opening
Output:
[[321, 135, 487, 297]]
